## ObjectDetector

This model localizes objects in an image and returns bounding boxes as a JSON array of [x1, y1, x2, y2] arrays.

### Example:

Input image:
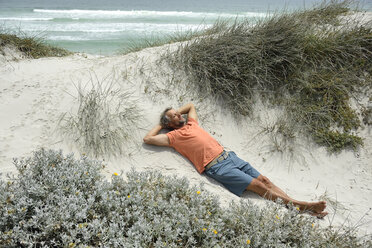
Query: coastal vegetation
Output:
[[166, 0, 372, 152], [0, 31, 70, 58], [58, 75, 142, 158], [1, 149, 370, 247]]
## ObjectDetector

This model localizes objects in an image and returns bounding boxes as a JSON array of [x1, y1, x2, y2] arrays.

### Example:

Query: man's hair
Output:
[[160, 107, 173, 129]]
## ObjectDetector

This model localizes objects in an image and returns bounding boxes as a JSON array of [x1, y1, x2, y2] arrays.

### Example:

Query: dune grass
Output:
[[166, 0, 372, 152], [58, 73, 142, 158], [0, 31, 71, 58]]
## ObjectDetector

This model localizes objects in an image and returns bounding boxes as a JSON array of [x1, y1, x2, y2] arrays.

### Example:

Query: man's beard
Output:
[[176, 119, 186, 128]]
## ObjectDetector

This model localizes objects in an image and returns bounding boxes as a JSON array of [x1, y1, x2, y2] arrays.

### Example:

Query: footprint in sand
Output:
[[9, 126, 18, 132]]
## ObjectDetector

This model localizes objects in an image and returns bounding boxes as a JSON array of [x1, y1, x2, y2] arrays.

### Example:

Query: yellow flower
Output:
[[202, 228, 207, 232], [127, 194, 131, 198], [312, 223, 315, 228], [247, 239, 251, 245], [296, 207, 300, 211], [213, 229, 218, 234], [275, 215, 280, 220], [76, 223, 86, 229], [196, 191, 201, 195], [113, 172, 119, 176]]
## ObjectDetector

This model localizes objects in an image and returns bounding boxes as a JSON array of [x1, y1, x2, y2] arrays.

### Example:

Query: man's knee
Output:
[[257, 175, 273, 188], [246, 178, 270, 196]]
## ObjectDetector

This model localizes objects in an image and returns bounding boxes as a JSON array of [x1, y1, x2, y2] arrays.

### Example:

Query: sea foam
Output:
[[33, 9, 268, 19]]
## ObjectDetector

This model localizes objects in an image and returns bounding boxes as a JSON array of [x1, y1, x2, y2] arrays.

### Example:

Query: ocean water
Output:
[[1, 0, 371, 55]]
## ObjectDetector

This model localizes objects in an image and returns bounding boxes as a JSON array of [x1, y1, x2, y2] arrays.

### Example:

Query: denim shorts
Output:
[[204, 151, 260, 196]]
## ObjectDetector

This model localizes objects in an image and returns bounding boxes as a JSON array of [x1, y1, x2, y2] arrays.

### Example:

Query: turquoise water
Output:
[[1, 0, 371, 55]]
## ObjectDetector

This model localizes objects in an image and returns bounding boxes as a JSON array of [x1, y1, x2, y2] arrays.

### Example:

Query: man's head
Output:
[[160, 107, 186, 129]]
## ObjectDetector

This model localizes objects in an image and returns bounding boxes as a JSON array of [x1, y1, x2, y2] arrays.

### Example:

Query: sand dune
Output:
[[1, 44, 371, 236]]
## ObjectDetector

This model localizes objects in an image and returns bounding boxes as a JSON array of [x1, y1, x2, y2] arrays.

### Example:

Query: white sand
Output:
[[1, 44, 371, 237]]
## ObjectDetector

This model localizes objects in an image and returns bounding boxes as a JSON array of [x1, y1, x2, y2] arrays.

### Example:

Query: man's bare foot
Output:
[[299, 201, 327, 214], [309, 211, 328, 219]]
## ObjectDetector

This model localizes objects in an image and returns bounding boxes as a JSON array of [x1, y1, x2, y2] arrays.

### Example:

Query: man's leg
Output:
[[246, 176, 327, 216], [256, 175, 292, 200]]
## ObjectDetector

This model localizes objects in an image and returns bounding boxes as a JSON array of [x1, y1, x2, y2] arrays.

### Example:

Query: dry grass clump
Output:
[[167, 0, 372, 152], [294, 0, 351, 25], [0, 32, 71, 58], [59, 74, 142, 158]]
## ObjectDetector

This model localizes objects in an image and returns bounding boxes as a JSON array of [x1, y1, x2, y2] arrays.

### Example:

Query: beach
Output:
[[1, 36, 372, 239], [1, 0, 372, 245]]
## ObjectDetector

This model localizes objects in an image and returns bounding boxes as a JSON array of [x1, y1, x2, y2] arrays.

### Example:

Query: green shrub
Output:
[[1, 149, 370, 247], [314, 129, 363, 152]]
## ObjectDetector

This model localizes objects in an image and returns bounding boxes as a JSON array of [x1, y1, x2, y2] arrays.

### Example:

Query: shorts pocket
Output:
[[205, 164, 219, 176]]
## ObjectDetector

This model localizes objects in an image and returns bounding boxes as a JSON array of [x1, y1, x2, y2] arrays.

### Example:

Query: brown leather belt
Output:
[[205, 150, 229, 170]]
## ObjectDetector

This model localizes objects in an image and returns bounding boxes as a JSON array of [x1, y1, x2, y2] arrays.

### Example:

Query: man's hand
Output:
[[177, 103, 198, 121], [143, 124, 170, 146]]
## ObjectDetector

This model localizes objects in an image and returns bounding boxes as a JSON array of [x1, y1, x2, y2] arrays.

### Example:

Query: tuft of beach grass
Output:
[[0, 28, 71, 59], [58, 72, 142, 158]]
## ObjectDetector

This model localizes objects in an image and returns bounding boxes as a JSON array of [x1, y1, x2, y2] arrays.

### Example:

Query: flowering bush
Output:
[[1, 149, 370, 247]]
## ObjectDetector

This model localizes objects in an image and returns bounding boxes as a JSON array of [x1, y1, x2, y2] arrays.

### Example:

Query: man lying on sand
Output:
[[143, 103, 328, 217]]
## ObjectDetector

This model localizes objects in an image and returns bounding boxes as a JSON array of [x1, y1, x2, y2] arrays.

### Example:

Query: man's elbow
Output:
[[188, 102, 196, 111], [188, 102, 195, 108], [143, 136, 151, 144], [144, 136, 156, 145]]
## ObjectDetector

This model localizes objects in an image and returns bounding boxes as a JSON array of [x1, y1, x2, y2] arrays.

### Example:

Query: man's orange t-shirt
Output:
[[166, 117, 223, 174]]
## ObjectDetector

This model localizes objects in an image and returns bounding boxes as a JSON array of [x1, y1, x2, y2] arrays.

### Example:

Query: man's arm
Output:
[[177, 103, 198, 121], [143, 124, 170, 146]]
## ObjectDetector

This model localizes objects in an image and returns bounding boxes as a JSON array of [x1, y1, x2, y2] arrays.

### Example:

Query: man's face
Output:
[[166, 109, 186, 129]]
